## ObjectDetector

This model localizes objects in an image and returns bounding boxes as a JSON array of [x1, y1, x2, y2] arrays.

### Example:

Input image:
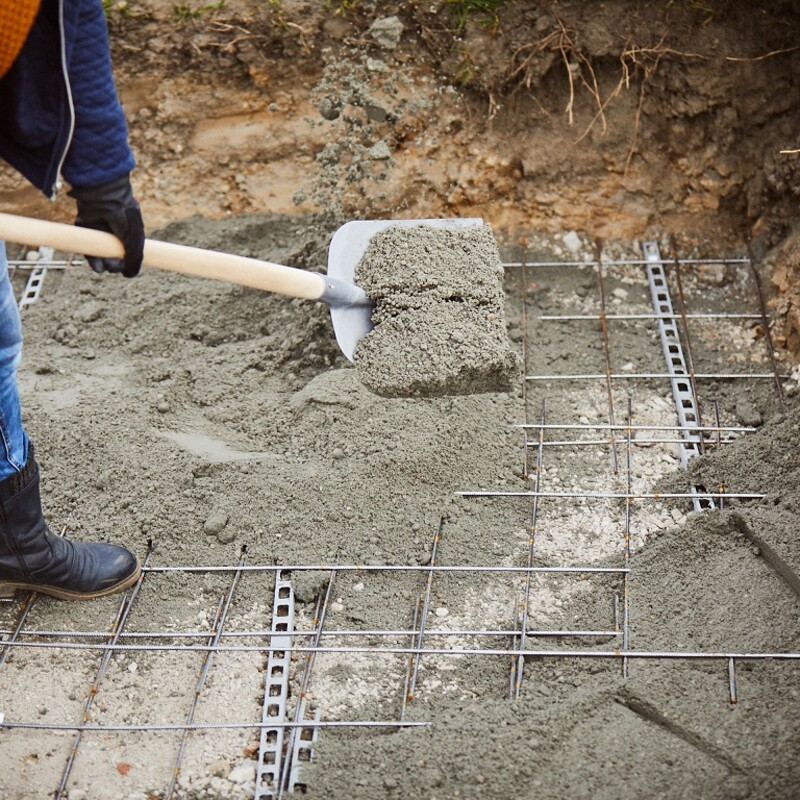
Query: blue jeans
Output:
[[0, 242, 28, 479]]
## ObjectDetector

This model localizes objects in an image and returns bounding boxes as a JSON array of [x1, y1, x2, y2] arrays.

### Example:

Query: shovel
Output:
[[0, 213, 481, 361]]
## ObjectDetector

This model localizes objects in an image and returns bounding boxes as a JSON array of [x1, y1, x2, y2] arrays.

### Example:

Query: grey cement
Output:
[[3, 217, 799, 800], [354, 224, 521, 397], [305, 419, 800, 800]]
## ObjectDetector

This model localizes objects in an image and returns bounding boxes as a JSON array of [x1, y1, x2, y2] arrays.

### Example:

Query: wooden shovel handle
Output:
[[0, 212, 326, 300]]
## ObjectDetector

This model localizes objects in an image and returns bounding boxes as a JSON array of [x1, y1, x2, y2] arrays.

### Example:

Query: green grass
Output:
[[447, 0, 508, 32], [173, 0, 227, 21], [102, 0, 131, 15]]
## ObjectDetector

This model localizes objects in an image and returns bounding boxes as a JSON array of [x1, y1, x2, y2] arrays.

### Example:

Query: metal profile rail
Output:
[[286, 701, 322, 794], [277, 564, 337, 800], [17, 246, 53, 310], [668, 242, 705, 440], [643, 240, 715, 512], [8, 247, 83, 310], [643, 241, 704, 469], [255, 571, 296, 800]]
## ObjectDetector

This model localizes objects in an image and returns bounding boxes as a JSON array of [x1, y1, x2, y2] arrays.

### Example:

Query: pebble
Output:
[[128, 661, 138, 673], [369, 141, 392, 160], [217, 526, 237, 545], [369, 15, 404, 49], [209, 776, 230, 795], [72, 300, 105, 324], [156, 400, 170, 414], [353, 582, 365, 592], [735, 398, 762, 427], [208, 759, 229, 777], [228, 762, 256, 784], [612, 287, 628, 300], [365, 102, 389, 122], [203, 510, 229, 536], [434, 607, 449, 618], [331, 601, 344, 613], [562, 231, 581, 253]]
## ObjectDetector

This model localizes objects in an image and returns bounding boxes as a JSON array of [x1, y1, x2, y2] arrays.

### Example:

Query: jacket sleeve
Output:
[[60, 0, 135, 188]]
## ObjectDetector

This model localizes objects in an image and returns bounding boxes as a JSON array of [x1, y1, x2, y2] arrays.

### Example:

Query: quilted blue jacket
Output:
[[0, 0, 135, 196]]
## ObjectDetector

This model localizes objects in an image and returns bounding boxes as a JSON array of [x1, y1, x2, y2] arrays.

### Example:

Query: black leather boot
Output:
[[0, 447, 140, 600]]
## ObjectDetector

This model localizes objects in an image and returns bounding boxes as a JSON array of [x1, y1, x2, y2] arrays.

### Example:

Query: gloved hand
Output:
[[69, 175, 145, 278]]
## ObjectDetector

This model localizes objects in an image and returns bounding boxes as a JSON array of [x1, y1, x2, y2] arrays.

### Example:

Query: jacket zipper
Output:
[[51, 0, 75, 200]]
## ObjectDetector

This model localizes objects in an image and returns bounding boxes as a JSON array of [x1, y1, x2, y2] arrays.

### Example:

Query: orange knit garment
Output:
[[0, 0, 42, 80]]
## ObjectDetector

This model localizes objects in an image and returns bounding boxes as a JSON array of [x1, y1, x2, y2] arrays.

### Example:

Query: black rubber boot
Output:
[[0, 447, 140, 600]]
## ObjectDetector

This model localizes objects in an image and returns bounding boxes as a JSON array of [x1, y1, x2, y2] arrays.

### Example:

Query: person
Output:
[[0, 0, 145, 599]]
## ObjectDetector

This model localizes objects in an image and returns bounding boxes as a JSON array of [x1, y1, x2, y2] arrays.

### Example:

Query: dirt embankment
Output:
[[765, 230, 800, 355], [3, 1, 798, 241]]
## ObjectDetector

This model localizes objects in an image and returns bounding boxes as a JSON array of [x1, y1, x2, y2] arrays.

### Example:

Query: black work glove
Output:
[[69, 174, 145, 278]]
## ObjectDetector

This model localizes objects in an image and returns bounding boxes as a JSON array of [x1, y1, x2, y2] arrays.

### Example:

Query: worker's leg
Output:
[[0, 242, 140, 599], [0, 241, 27, 477]]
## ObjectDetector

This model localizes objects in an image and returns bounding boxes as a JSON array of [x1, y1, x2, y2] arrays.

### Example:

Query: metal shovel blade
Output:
[[325, 218, 483, 361]]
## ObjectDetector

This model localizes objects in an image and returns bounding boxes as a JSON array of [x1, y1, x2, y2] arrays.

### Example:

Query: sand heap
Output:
[[354, 224, 521, 397]]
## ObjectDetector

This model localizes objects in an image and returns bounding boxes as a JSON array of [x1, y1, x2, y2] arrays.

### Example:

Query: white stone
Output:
[[353, 582, 365, 592], [366, 58, 389, 72], [209, 776, 231, 795], [331, 601, 344, 613], [434, 607, 449, 618], [612, 288, 628, 300], [369, 16, 404, 49], [562, 231, 581, 253], [369, 141, 392, 160], [228, 762, 256, 784]]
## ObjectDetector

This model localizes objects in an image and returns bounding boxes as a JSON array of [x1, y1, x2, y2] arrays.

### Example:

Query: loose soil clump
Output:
[[355, 224, 521, 397]]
